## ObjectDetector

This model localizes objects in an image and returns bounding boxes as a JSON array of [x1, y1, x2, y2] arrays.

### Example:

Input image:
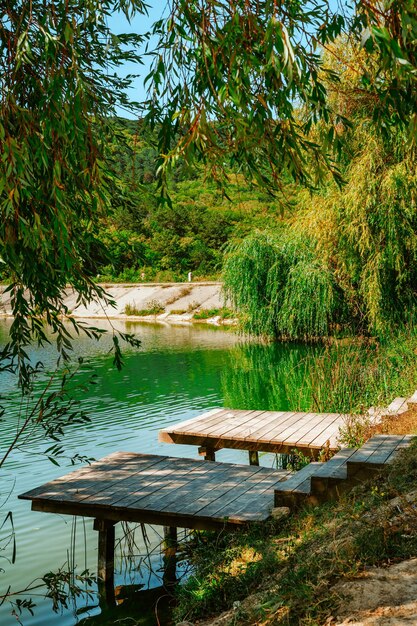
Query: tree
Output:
[[223, 35, 417, 339], [147, 1, 417, 194], [0, 0, 145, 387]]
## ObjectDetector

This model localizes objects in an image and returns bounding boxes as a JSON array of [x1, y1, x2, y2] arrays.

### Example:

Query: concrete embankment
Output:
[[0, 282, 233, 325]]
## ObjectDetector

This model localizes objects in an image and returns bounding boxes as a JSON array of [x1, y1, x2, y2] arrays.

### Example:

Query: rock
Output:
[[271, 506, 291, 521]]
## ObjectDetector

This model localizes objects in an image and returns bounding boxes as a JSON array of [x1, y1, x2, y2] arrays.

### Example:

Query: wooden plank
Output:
[[303, 417, 345, 449], [193, 410, 262, 438], [291, 413, 340, 449], [149, 462, 243, 513], [295, 413, 343, 446], [385, 435, 415, 463], [174, 464, 267, 516], [306, 415, 346, 448], [104, 456, 212, 508], [219, 471, 291, 520], [199, 412, 303, 453], [310, 448, 356, 478], [27, 455, 171, 504], [159, 409, 229, 443], [114, 459, 225, 510], [241, 412, 300, 442], [192, 469, 283, 518], [29, 497, 245, 530], [386, 397, 407, 414], [24, 453, 284, 529], [191, 411, 293, 451], [274, 462, 322, 494], [122, 459, 265, 513], [215, 411, 288, 441], [347, 435, 392, 465], [159, 408, 223, 436], [161, 410, 260, 447], [365, 435, 407, 466], [173, 409, 243, 435], [407, 390, 417, 405], [159, 409, 350, 455], [276, 413, 334, 448], [18, 452, 139, 500]]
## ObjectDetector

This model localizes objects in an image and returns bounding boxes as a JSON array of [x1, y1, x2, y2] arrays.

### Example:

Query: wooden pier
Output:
[[159, 408, 349, 462], [19, 451, 291, 600]]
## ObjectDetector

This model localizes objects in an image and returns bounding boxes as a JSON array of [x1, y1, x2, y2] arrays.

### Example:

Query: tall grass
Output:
[[221, 326, 417, 416], [301, 327, 417, 414]]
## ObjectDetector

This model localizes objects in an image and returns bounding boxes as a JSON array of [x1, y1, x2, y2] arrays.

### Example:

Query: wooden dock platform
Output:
[[19, 451, 291, 530], [19, 451, 291, 601], [159, 408, 349, 461]]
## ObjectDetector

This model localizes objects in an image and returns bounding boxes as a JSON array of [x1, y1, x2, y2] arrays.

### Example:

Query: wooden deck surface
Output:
[[19, 452, 291, 530], [159, 408, 349, 456]]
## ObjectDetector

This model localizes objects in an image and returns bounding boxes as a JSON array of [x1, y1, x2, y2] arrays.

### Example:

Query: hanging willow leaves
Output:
[[0, 0, 146, 387], [145, 1, 417, 195]]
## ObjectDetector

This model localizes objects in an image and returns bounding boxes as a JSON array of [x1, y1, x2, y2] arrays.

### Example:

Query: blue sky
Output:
[[109, 3, 163, 115], [109, 1, 349, 118]]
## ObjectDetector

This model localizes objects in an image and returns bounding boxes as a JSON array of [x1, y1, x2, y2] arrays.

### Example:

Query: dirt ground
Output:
[[329, 558, 417, 625], [196, 559, 417, 626]]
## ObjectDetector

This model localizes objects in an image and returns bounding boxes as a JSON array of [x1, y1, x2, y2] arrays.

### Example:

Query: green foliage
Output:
[[146, 1, 417, 198], [124, 300, 165, 316], [193, 308, 234, 320], [334, 135, 417, 334], [0, 1, 146, 387], [223, 231, 340, 339], [97, 131, 279, 281], [175, 523, 281, 621], [224, 122, 417, 339]]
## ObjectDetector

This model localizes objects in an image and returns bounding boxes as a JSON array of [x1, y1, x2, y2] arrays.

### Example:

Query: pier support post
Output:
[[94, 518, 116, 606], [249, 451, 259, 466], [163, 526, 178, 587], [198, 446, 216, 461]]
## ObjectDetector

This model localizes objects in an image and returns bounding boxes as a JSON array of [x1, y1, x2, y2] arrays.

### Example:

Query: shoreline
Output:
[[0, 282, 238, 326]]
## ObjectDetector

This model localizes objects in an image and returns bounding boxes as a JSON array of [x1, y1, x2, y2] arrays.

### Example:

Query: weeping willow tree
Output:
[[223, 230, 343, 339], [224, 127, 417, 339], [223, 30, 417, 340]]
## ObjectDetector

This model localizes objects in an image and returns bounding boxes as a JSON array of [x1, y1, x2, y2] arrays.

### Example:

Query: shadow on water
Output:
[[78, 584, 175, 626]]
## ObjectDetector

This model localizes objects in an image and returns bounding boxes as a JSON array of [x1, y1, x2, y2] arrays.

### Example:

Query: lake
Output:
[[0, 319, 320, 626]]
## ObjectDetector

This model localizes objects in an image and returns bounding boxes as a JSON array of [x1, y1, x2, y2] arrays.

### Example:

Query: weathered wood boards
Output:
[[274, 434, 415, 509], [159, 408, 348, 457], [19, 452, 291, 530]]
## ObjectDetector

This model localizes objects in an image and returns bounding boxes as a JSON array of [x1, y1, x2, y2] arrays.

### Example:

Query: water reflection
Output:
[[222, 342, 323, 411], [78, 584, 174, 626]]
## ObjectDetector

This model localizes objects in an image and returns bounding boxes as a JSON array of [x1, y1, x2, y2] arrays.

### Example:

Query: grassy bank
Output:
[[175, 438, 417, 625]]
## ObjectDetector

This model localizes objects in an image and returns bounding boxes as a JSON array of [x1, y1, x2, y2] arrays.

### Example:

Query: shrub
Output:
[[124, 300, 165, 316]]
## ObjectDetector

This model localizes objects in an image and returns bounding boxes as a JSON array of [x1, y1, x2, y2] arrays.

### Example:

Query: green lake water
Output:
[[0, 319, 322, 626]]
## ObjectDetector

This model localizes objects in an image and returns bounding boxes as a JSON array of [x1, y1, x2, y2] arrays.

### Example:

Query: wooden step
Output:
[[310, 448, 357, 495], [273, 434, 414, 512], [406, 389, 417, 407], [274, 462, 322, 507], [347, 435, 413, 477], [384, 397, 408, 415]]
